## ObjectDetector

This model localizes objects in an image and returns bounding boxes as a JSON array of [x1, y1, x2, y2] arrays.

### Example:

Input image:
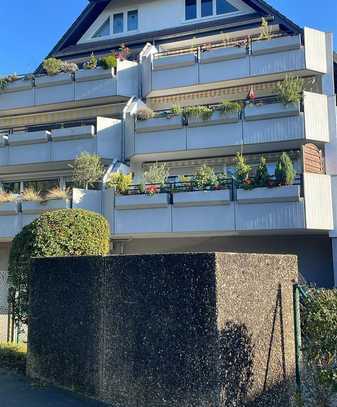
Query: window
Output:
[[185, 0, 197, 20], [23, 179, 59, 194], [113, 13, 124, 34], [216, 0, 238, 15], [201, 0, 213, 17], [1, 182, 20, 194], [127, 10, 138, 31], [92, 18, 110, 38]]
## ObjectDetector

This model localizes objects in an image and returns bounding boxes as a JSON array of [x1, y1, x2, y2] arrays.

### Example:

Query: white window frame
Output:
[[184, 0, 243, 23], [127, 9, 139, 32]]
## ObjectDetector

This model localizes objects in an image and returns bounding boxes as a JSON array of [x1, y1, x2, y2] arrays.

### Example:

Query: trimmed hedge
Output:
[[9, 209, 110, 324]]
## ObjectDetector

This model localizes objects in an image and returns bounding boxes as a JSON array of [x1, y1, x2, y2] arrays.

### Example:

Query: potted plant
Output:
[[72, 152, 104, 190], [144, 163, 169, 193], [192, 165, 218, 191], [276, 76, 304, 106], [135, 108, 183, 133], [106, 172, 133, 195], [83, 53, 98, 70], [234, 153, 252, 187], [274, 152, 296, 186], [254, 156, 270, 187]]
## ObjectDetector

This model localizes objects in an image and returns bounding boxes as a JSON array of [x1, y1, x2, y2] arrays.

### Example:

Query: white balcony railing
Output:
[[104, 174, 333, 237], [141, 28, 328, 97], [125, 92, 329, 159], [0, 117, 122, 166], [0, 60, 138, 112]]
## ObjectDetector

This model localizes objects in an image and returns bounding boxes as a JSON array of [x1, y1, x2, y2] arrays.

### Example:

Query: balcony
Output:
[[0, 60, 138, 113], [125, 92, 329, 160], [0, 117, 122, 167], [141, 28, 328, 97], [105, 173, 333, 238]]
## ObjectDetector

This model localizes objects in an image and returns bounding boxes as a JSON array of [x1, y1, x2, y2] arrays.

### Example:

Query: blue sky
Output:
[[0, 0, 336, 75]]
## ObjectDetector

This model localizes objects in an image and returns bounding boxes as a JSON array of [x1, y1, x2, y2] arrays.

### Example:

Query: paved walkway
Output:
[[0, 370, 107, 407]]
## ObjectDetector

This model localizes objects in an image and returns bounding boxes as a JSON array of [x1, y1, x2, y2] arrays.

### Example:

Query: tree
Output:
[[255, 156, 269, 187], [8, 209, 110, 324], [72, 152, 104, 190], [274, 152, 296, 186]]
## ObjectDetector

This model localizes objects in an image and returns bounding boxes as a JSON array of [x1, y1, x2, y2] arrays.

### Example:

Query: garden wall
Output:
[[28, 253, 298, 406]]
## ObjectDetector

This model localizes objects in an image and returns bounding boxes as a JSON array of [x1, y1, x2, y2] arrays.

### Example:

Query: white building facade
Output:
[[0, 0, 337, 329]]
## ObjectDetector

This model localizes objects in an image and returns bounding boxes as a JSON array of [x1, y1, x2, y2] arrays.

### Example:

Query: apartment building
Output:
[[1, 0, 337, 329]]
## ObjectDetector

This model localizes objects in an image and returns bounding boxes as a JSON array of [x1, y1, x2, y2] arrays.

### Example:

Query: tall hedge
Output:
[[9, 209, 110, 324]]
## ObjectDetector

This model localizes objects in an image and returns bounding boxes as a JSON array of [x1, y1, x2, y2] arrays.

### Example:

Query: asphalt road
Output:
[[0, 370, 107, 407]]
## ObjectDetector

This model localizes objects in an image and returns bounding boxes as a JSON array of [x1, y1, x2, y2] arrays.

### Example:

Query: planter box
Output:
[[115, 193, 169, 209], [0, 201, 18, 215], [153, 53, 196, 71], [51, 125, 95, 141], [200, 46, 246, 64], [188, 110, 239, 127], [252, 35, 302, 56], [35, 73, 73, 88], [9, 131, 50, 146], [75, 68, 115, 82], [35, 73, 74, 105], [237, 185, 301, 204], [173, 190, 231, 207], [136, 116, 183, 133], [22, 199, 70, 214], [4, 78, 34, 92], [244, 102, 300, 121]]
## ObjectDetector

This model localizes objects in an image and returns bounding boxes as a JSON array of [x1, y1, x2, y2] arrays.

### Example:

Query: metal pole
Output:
[[293, 284, 302, 393]]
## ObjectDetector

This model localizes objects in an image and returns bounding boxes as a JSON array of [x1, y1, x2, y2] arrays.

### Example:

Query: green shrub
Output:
[[300, 288, 337, 405], [43, 58, 62, 76], [220, 100, 242, 114], [0, 343, 27, 373], [144, 163, 169, 186], [99, 53, 117, 69], [8, 209, 110, 324], [193, 165, 218, 190], [72, 152, 104, 190], [276, 76, 304, 105], [106, 172, 133, 194], [171, 104, 183, 116], [60, 61, 78, 73], [184, 105, 213, 121], [83, 53, 98, 70], [255, 156, 270, 187], [274, 152, 296, 186], [234, 153, 251, 184]]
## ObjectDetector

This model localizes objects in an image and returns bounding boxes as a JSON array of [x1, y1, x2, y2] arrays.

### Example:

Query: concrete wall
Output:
[[117, 235, 334, 288], [28, 253, 297, 406], [0, 243, 10, 342]]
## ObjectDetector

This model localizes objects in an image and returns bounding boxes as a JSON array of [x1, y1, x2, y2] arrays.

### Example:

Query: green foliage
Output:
[[106, 172, 133, 194], [171, 104, 183, 116], [276, 76, 304, 105], [220, 100, 242, 114], [0, 343, 27, 373], [72, 152, 104, 190], [144, 163, 169, 186], [259, 17, 271, 40], [234, 153, 251, 184], [255, 156, 270, 187], [300, 288, 337, 405], [274, 152, 296, 186], [8, 209, 110, 324], [43, 58, 62, 76], [99, 53, 117, 70], [184, 105, 213, 121], [193, 165, 218, 190], [83, 53, 98, 70]]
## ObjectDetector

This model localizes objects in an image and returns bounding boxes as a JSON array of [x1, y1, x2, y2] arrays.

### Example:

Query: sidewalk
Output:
[[0, 370, 107, 407]]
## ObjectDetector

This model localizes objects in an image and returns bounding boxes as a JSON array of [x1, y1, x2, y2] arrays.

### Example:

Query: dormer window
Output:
[[113, 13, 124, 34], [201, 0, 213, 17], [128, 10, 138, 31], [185, 0, 239, 20], [186, 0, 197, 20], [92, 17, 110, 38]]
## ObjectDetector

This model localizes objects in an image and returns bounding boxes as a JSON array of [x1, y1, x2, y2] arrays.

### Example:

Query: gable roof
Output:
[[38, 0, 302, 71]]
